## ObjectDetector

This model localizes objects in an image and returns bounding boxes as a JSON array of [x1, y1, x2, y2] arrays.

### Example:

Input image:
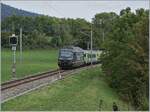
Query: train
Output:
[[58, 46, 103, 69]]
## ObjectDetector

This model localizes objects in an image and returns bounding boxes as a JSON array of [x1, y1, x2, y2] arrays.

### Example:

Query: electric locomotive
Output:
[[58, 46, 84, 69]]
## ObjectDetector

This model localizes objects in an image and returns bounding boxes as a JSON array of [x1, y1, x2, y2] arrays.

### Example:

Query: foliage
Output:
[[101, 8, 149, 110], [1, 16, 90, 49], [2, 67, 132, 111], [92, 12, 118, 48]]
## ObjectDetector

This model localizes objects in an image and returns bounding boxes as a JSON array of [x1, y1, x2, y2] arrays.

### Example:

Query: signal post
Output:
[[9, 34, 18, 79]]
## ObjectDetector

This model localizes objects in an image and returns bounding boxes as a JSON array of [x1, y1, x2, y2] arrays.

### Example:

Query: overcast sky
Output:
[[2, 0, 149, 21]]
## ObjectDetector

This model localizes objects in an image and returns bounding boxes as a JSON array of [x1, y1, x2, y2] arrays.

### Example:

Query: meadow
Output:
[[1, 67, 132, 111], [1, 49, 58, 82]]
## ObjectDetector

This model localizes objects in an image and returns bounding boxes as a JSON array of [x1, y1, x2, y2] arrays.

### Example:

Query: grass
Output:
[[1, 67, 132, 111], [1, 49, 58, 83]]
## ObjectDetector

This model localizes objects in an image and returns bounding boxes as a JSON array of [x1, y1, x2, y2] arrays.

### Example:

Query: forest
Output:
[[1, 7, 149, 110]]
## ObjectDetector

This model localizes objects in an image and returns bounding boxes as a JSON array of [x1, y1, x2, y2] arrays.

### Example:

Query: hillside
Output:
[[1, 3, 41, 20]]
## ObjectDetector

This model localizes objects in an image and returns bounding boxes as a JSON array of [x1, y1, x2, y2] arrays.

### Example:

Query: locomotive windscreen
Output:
[[59, 49, 73, 59]]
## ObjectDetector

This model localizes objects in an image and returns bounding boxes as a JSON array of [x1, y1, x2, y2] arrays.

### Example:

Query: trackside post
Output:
[[9, 34, 18, 79]]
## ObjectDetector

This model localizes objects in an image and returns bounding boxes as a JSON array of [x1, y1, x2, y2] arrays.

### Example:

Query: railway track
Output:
[[1, 69, 65, 91], [1, 64, 101, 103]]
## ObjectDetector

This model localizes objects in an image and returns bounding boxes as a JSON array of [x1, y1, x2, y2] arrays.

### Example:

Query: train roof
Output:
[[83, 50, 102, 53], [60, 46, 105, 53], [61, 46, 84, 52]]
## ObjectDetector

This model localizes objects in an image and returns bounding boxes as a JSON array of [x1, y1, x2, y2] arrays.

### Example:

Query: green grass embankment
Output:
[[2, 67, 132, 111], [1, 49, 58, 82]]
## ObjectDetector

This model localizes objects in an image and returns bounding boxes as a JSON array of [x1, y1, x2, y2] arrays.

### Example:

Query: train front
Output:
[[58, 48, 74, 69]]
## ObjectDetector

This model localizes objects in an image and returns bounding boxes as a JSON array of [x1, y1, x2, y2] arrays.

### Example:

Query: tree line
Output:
[[2, 15, 91, 49], [101, 7, 149, 110], [1, 7, 149, 110]]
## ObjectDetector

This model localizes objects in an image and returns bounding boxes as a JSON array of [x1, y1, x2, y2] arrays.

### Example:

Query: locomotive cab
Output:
[[58, 46, 84, 69], [58, 49, 74, 68]]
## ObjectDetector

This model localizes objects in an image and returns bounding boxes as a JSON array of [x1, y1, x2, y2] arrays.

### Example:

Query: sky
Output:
[[2, 0, 149, 21]]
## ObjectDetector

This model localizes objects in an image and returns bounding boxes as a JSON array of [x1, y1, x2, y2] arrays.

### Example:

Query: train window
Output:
[[88, 54, 90, 58], [60, 50, 73, 58], [87, 54, 96, 58], [75, 52, 84, 60], [81, 53, 83, 60], [76, 53, 80, 60], [93, 54, 96, 58]]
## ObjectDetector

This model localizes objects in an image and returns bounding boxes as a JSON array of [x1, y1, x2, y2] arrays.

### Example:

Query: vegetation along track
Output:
[[1, 64, 101, 103]]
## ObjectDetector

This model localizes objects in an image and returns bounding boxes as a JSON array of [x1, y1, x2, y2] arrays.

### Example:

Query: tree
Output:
[[1, 15, 91, 49], [101, 8, 149, 110], [93, 12, 118, 48]]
